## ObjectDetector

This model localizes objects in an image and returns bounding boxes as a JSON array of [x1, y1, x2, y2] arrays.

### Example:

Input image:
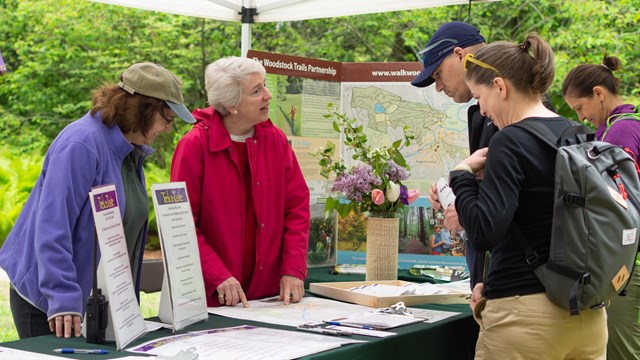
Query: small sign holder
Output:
[[85, 184, 147, 350], [151, 182, 208, 331]]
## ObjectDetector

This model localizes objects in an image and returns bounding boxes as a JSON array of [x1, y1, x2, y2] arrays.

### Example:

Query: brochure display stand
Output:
[[86, 184, 147, 350], [151, 182, 208, 331]]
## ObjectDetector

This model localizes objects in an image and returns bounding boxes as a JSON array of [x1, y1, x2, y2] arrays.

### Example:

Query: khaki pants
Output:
[[473, 293, 607, 360], [607, 265, 640, 360]]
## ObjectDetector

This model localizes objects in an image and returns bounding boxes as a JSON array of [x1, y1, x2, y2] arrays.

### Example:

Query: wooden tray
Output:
[[309, 280, 471, 308]]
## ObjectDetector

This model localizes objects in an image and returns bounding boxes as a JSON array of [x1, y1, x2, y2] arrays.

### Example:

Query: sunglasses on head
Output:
[[463, 53, 501, 76], [415, 38, 458, 66]]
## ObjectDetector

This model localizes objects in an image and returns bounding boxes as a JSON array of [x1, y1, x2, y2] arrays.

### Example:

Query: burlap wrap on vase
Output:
[[365, 214, 399, 281]]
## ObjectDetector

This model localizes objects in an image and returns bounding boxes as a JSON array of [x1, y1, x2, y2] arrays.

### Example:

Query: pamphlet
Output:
[[87, 184, 147, 350], [152, 182, 208, 332], [436, 177, 456, 209]]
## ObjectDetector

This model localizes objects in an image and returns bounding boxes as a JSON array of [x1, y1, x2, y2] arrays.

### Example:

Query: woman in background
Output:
[[563, 56, 640, 360], [171, 56, 309, 308]]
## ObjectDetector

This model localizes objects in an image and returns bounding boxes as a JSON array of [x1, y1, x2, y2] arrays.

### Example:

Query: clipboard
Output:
[[324, 313, 423, 330]]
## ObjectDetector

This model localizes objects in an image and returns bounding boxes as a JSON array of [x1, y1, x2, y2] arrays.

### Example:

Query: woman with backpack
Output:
[[563, 56, 640, 360], [448, 33, 607, 359]]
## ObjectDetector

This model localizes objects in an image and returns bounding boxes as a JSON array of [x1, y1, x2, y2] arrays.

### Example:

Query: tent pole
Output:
[[241, 23, 251, 57], [240, 0, 256, 57]]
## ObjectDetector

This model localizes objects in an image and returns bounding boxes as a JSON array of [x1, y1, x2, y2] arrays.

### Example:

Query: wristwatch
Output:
[[448, 169, 472, 188]]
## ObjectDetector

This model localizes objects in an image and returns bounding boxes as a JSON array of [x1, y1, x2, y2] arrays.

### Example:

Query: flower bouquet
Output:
[[315, 105, 420, 218], [315, 105, 420, 280]]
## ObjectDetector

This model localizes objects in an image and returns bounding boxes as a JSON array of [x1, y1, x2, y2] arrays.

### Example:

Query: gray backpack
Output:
[[512, 120, 640, 315]]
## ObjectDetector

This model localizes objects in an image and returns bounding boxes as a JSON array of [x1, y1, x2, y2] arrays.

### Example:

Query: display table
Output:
[[0, 269, 479, 359]]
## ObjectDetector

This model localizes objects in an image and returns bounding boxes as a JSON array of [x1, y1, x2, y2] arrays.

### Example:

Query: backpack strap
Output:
[[511, 120, 559, 149], [602, 110, 640, 142], [511, 224, 543, 270], [512, 119, 593, 148]]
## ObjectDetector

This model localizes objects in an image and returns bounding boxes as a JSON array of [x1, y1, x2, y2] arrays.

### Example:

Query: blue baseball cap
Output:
[[411, 22, 485, 88]]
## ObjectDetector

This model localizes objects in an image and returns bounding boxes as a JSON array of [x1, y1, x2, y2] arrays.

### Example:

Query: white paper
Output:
[[436, 177, 456, 209], [145, 320, 173, 331], [127, 325, 363, 360], [88, 184, 148, 350], [348, 284, 408, 296], [152, 182, 208, 332], [208, 296, 377, 327], [347, 282, 456, 296], [401, 283, 451, 295], [0, 346, 69, 359], [435, 279, 472, 293], [406, 308, 461, 323]]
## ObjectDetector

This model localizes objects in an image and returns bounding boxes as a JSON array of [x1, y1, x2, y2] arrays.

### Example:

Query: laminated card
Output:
[[88, 184, 147, 350], [152, 182, 208, 331]]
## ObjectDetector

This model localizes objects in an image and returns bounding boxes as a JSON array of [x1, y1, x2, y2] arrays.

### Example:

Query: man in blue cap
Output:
[[412, 21, 498, 292]]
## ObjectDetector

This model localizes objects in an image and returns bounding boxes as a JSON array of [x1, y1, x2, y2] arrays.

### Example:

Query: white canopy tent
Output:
[[91, 0, 500, 56]]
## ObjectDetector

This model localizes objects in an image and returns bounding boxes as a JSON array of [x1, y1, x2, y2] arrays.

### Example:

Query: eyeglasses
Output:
[[463, 53, 501, 76], [159, 111, 175, 125], [415, 38, 458, 66]]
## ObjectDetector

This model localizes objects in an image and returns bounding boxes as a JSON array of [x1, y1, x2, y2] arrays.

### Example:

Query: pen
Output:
[[324, 321, 378, 330], [53, 348, 109, 355], [296, 326, 352, 336]]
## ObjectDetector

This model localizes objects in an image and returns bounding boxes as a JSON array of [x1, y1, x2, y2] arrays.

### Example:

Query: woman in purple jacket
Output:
[[563, 55, 640, 360], [0, 63, 195, 339]]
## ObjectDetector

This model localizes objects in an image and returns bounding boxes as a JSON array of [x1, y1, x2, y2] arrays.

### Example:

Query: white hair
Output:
[[204, 57, 266, 115]]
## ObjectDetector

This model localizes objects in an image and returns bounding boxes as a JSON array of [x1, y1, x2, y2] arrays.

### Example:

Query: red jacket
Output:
[[171, 107, 310, 306]]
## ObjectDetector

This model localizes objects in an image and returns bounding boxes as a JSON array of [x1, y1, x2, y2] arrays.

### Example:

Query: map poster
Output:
[[248, 50, 472, 271]]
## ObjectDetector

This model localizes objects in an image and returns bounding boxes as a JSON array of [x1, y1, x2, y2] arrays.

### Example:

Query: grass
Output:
[[0, 280, 161, 343]]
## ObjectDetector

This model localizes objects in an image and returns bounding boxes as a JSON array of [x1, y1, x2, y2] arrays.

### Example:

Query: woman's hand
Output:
[[458, 147, 488, 173], [216, 277, 249, 308], [279, 275, 304, 305], [443, 206, 463, 234], [428, 183, 443, 211], [49, 314, 82, 338], [470, 282, 484, 311]]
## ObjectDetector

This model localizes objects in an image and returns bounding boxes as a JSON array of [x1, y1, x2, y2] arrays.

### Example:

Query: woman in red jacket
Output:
[[171, 56, 310, 307]]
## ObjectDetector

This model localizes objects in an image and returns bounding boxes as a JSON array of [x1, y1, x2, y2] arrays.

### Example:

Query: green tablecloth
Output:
[[1, 269, 478, 359]]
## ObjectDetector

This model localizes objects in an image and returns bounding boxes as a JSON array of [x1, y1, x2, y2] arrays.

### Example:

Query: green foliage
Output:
[[0, 147, 43, 245]]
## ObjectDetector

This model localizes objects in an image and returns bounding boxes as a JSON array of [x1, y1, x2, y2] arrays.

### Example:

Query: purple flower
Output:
[[399, 185, 409, 205], [386, 161, 409, 182], [331, 164, 381, 202]]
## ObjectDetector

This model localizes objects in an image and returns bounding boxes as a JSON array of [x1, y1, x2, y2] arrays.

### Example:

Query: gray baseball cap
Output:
[[119, 62, 196, 123]]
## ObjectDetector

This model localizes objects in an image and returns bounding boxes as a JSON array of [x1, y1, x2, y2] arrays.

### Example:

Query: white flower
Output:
[[386, 181, 400, 202]]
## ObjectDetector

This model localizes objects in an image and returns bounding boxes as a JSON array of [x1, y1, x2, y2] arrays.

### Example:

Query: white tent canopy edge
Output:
[[91, 0, 500, 56]]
